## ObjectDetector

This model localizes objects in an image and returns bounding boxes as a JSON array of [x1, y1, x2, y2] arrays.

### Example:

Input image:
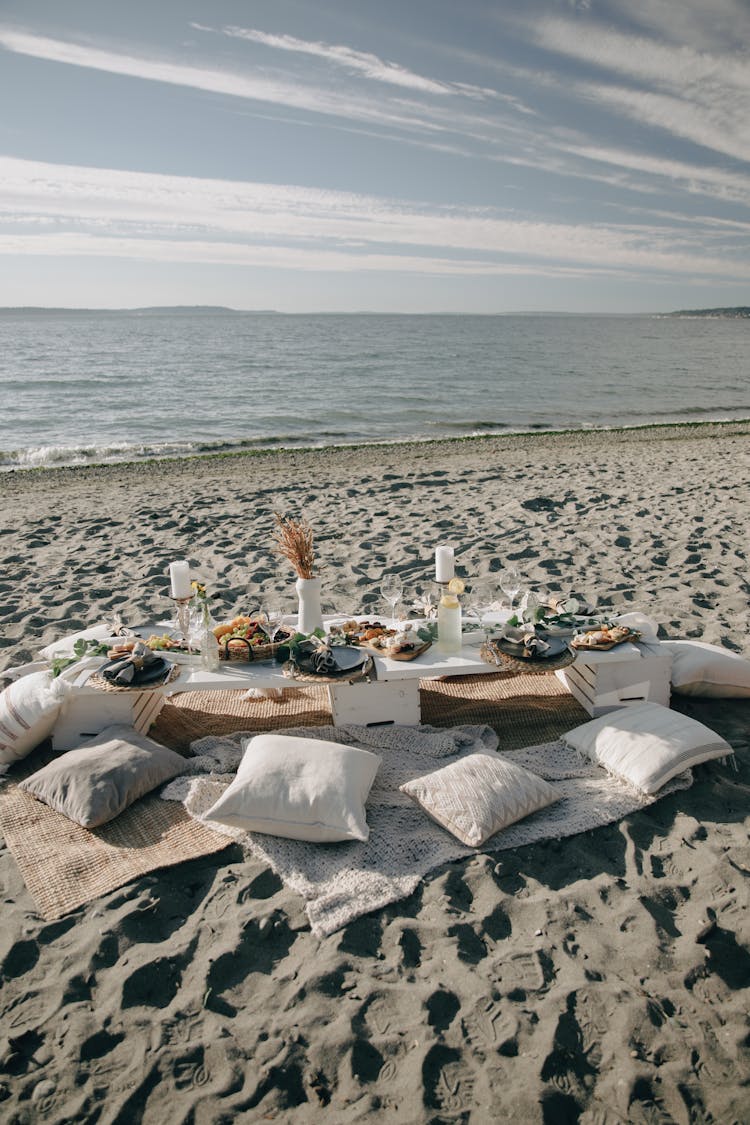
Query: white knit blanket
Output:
[[160, 724, 692, 937]]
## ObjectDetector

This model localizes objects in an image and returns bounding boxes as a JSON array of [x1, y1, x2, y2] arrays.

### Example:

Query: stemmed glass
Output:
[[380, 573, 403, 626], [467, 581, 495, 639], [499, 567, 522, 614], [260, 602, 285, 658]]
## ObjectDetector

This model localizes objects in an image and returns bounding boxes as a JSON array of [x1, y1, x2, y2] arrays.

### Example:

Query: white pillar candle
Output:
[[169, 560, 192, 599], [435, 545, 455, 583]]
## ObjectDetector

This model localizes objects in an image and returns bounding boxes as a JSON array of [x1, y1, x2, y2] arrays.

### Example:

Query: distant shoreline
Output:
[[1, 305, 748, 317]]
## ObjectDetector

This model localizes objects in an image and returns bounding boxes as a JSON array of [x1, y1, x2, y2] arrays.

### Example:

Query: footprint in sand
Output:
[[461, 994, 520, 1060], [421, 1042, 476, 1117]]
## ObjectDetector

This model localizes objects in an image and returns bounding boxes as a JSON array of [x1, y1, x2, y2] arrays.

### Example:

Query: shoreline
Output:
[[3, 417, 750, 484]]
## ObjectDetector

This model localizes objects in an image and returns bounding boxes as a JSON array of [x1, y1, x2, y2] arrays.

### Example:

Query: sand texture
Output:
[[0, 422, 749, 1122]]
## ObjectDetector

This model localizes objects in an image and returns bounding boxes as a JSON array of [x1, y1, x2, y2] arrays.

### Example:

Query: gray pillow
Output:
[[19, 724, 187, 828]]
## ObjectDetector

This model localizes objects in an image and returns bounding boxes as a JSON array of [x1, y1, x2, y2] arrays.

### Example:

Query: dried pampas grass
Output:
[[274, 513, 315, 579]]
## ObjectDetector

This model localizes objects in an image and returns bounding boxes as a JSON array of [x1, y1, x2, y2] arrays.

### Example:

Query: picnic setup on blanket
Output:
[[1, 520, 747, 931]]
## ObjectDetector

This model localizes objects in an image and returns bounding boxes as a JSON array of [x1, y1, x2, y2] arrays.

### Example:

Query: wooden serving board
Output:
[[571, 630, 640, 651]]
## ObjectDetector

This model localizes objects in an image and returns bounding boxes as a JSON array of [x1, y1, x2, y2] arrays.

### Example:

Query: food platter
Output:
[[571, 626, 640, 651]]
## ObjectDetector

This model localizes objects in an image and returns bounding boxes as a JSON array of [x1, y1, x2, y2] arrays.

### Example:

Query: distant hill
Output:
[[0, 306, 279, 315], [668, 306, 750, 318]]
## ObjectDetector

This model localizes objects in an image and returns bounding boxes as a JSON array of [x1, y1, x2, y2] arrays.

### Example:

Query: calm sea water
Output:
[[1, 310, 747, 470]]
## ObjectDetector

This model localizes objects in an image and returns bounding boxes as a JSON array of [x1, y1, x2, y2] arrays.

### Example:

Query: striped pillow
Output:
[[0, 672, 71, 766]]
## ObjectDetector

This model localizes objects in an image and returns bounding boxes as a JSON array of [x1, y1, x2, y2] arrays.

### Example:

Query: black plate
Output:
[[100, 655, 173, 685], [492, 635, 571, 662], [295, 644, 370, 676]]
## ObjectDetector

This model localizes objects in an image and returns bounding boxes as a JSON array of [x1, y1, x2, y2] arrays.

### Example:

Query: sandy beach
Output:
[[1, 422, 749, 1122]]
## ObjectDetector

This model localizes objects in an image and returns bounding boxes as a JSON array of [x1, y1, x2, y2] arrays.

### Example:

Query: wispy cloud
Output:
[[1, 156, 747, 282], [0, 27, 456, 137], [196, 23, 495, 99], [1, 17, 748, 218], [529, 15, 750, 164]]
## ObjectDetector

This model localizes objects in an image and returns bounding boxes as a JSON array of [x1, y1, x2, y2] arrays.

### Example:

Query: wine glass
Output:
[[260, 602, 284, 657], [499, 567, 522, 613], [380, 573, 403, 626], [467, 581, 495, 639]]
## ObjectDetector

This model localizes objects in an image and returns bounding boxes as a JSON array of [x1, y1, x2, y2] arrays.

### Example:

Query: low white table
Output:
[[44, 619, 673, 748], [50, 629, 501, 749]]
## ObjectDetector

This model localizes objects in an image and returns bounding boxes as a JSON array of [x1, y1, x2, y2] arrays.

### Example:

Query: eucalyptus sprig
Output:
[[51, 638, 109, 677]]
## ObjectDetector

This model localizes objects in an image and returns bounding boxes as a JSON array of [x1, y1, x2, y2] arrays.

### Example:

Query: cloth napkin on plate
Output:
[[297, 637, 341, 675], [102, 641, 166, 687]]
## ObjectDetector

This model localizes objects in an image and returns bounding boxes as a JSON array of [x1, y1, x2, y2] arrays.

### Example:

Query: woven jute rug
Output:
[[0, 675, 587, 919]]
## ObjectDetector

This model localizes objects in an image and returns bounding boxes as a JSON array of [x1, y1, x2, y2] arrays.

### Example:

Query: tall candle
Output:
[[169, 560, 192, 599], [435, 545, 455, 583]]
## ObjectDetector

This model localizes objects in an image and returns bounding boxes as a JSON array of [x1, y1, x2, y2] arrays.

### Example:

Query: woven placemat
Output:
[[88, 662, 181, 692]]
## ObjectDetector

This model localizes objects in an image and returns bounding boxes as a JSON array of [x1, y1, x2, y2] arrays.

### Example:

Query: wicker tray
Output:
[[218, 630, 292, 663], [480, 639, 576, 676]]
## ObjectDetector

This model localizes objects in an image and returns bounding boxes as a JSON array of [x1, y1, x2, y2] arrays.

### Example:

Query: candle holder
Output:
[[169, 595, 194, 654]]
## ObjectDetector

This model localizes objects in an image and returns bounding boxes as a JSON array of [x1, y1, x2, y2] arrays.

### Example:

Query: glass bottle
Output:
[[437, 590, 462, 654]]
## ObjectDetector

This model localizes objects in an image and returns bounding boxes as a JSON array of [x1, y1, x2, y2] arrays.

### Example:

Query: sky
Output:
[[0, 0, 749, 313]]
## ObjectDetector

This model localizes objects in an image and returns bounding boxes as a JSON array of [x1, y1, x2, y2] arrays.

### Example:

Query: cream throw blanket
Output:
[[160, 723, 692, 937]]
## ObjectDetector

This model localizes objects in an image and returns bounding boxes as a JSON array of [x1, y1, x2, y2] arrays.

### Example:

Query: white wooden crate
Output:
[[556, 640, 672, 717], [328, 678, 421, 727], [52, 686, 167, 750]]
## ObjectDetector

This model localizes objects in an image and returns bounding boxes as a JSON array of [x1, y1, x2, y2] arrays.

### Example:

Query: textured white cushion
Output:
[[563, 702, 730, 794], [0, 671, 71, 765], [19, 724, 187, 828], [662, 640, 750, 698], [203, 733, 381, 843], [400, 753, 559, 847]]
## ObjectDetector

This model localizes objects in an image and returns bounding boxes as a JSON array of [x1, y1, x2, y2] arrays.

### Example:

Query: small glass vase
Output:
[[295, 576, 324, 634], [199, 606, 220, 671]]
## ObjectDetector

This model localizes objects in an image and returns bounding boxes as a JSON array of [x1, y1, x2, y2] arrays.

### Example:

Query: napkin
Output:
[[521, 632, 550, 656], [102, 641, 166, 687], [299, 638, 341, 675]]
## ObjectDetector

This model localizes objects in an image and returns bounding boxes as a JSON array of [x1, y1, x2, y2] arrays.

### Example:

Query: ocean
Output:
[[1, 309, 747, 470]]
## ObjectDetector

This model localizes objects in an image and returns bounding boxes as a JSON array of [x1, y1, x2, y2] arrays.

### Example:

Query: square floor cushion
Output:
[[563, 701, 731, 794], [662, 640, 750, 698], [204, 732, 381, 843], [400, 752, 559, 847], [19, 723, 187, 828], [0, 671, 71, 766]]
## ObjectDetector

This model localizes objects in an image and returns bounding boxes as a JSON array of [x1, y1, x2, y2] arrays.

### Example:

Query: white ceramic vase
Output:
[[296, 576, 324, 634]]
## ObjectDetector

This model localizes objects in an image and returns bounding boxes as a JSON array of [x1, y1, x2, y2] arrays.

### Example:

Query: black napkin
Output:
[[102, 641, 164, 686], [297, 638, 340, 675]]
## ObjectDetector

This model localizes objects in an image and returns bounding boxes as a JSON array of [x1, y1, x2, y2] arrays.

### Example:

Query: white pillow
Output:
[[400, 753, 559, 847], [0, 671, 72, 765], [563, 701, 731, 794], [662, 640, 750, 698], [203, 733, 381, 843]]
